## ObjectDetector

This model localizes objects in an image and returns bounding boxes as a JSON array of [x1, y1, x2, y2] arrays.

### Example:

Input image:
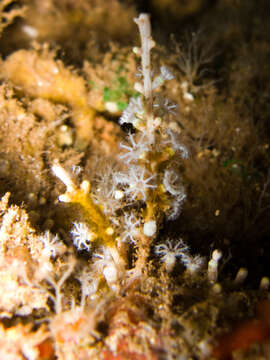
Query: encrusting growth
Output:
[[0, 45, 95, 148]]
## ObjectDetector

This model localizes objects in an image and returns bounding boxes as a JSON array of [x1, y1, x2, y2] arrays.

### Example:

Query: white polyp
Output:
[[212, 249, 222, 262], [183, 92, 194, 102], [153, 117, 162, 127], [208, 259, 218, 283], [22, 25, 39, 38], [198, 340, 212, 357], [103, 264, 118, 285], [149, 39, 156, 49], [132, 46, 141, 55], [58, 194, 71, 203], [105, 227, 114, 236], [163, 170, 183, 196], [70, 222, 94, 251], [114, 190, 124, 200], [134, 82, 144, 94], [164, 253, 176, 272], [183, 255, 205, 276], [233, 268, 248, 285], [143, 220, 157, 237], [180, 81, 189, 92], [52, 163, 75, 192], [80, 180, 90, 194], [105, 101, 118, 113]]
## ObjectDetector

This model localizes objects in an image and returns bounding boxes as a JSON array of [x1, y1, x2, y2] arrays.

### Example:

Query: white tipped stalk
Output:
[[260, 277, 270, 290], [208, 249, 222, 283], [80, 180, 90, 194], [52, 162, 75, 193], [103, 264, 118, 285], [134, 13, 155, 139], [233, 267, 248, 286], [58, 194, 71, 203], [134, 14, 154, 103]]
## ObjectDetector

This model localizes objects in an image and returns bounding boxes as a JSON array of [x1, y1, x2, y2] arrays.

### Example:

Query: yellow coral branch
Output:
[[52, 163, 116, 248]]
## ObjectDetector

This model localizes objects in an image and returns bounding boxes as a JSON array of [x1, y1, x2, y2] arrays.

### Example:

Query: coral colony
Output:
[[52, 13, 193, 285], [51, 12, 221, 312]]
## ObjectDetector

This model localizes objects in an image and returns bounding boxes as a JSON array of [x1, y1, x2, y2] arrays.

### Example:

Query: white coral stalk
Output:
[[134, 14, 154, 104], [52, 162, 76, 194], [207, 249, 222, 283], [93, 247, 119, 291], [134, 14, 156, 139]]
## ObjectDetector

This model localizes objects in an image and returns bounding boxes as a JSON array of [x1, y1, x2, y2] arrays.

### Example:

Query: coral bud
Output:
[[143, 220, 157, 237], [52, 163, 75, 193], [208, 249, 222, 283], [114, 190, 124, 200], [103, 264, 118, 285], [183, 92, 194, 102], [260, 277, 270, 290], [134, 82, 144, 93], [105, 227, 114, 236], [233, 268, 248, 286], [80, 180, 90, 194], [133, 46, 141, 55], [59, 194, 71, 203]]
